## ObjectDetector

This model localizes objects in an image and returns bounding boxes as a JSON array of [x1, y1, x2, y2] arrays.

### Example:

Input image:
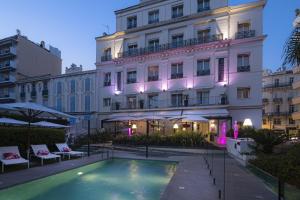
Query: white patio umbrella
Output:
[[32, 121, 70, 128], [0, 102, 75, 158], [0, 117, 28, 125], [181, 115, 208, 122]]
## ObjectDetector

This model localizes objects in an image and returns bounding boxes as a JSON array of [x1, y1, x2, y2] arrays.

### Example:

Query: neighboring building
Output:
[[262, 68, 297, 135], [292, 66, 300, 132], [0, 32, 61, 103], [95, 0, 266, 137]]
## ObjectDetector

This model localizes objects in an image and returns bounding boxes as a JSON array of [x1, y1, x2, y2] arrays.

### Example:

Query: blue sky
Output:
[[0, 0, 299, 71]]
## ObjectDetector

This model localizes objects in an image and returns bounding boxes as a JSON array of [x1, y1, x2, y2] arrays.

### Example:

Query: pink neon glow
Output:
[[217, 122, 227, 145], [128, 128, 132, 137], [234, 121, 239, 139]]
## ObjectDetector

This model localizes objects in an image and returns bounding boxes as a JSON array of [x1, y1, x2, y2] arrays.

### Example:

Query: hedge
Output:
[[0, 126, 65, 156], [113, 132, 214, 148]]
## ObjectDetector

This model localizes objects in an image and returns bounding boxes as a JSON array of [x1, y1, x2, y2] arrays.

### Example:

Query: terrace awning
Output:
[[182, 109, 229, 117]]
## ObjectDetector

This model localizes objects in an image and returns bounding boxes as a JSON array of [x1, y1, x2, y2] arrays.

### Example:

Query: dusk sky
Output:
[[0, 0, 299, 72]]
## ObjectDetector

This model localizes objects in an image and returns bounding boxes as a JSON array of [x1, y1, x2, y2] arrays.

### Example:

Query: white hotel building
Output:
[[95, 0, 266, 136]]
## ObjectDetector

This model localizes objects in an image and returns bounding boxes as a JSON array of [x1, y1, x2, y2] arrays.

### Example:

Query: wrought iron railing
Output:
[[235, 30, 256, 39]]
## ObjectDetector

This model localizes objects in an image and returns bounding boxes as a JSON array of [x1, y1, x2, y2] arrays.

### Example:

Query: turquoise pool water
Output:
[[0, 159, 177, 200]]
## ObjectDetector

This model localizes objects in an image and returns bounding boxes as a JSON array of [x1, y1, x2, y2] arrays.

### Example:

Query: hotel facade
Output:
[[95, 0, 265, 136]]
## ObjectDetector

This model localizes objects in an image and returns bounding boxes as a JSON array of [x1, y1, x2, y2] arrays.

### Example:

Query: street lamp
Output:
[[173, 123, 179, 133]]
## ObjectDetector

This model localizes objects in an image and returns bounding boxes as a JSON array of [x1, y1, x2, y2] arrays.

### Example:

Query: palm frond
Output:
[[282, 27, 300, 67]]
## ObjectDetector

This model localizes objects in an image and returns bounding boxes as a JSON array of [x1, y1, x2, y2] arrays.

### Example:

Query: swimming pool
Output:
[[0, 158, 177, 200]]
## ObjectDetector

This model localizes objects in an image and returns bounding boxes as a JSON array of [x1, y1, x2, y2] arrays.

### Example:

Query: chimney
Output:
[[40, 41, 45, 48]]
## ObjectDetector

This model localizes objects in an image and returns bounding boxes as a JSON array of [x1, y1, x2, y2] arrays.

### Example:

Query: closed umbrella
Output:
[[32, 121, 70, 128], [0, 117, 28, 125]]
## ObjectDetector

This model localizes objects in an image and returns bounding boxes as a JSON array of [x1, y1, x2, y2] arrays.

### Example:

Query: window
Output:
[[172, 5, 183, 18], [103, 98, 111, 107], [128, 44, 138, 55], [102, 48, 112, 61], [57, 82, 62, 95], [56, 97, 62, 111], [127, 16, 137, 29], [289, 104, 295, 113], [197, 59, 210, 76], [70, 80, 76, 94], [218, 58, 225, 82], [197, 91, 209, 105], [127, 96, 137, 109], [85, 78, 91, 92], [171, 93, 183, 107], [237, 54, 250, 72], [172, 34, 184, 48], [116, 72, 122, 91], [236, 23, 254, 39], [85, 95, 90, 112], [104, 72, 111, 86], [198, 0, 210, 12], [238, 23, 250, 33], [289, 118, 295, 125], [148, 94, 159, 108], [273, 118, 281, 125], [198, 29, 210, 43], [263, 119, 267, 125], [43, 81, 48, 90], [275, 105, 280, 113], [148, 66, 159, 81], [148, 10, 159, 24], [171, 63, 183, 79], [127, 71, 137, 84], [274, 79, 280, 87], [70, 96, 76, 112], [21, 85, 25, 93], [289, 77, 294, 84], [148, 39, 160, 51], [237, 87, 250, 99]]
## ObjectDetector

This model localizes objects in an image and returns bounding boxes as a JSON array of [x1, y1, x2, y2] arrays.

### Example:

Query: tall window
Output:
[[104, 72, 111, 86], [172, 34, 184, 48], [273, 118, 281, 125], [236, 23, 253, 39], [275, 105, 280, 113], [171, 93, 183, 107], [85, 95, 90, 112], [237, 87, 250, 99], [148, 39, 160, 51], [289, 118, 295, 125], [85, 78, 91, 92], [103, 98, 111, 107], [289, 104, 295, 113], [198, 0, 210, 12], [127, 71, 137, 84], [102, 48, 112, 61], [237, 54, 250, 72], [148, 66, 159, 81], [172, 5, 183, 18], [127, 16, 137, 29], [70, 80, 76, 94], [238, 23, 250, 33], [127, 96, 137, 109], [128, 44, 138, 55], [148, 10, 159, 24], [197, 59, 210, 76], [57, 82, 62, 95], [148, 94, 159, 108], [70, 96, 76, 112], [197, 91, 209, 105], [289, 77, 294, 84], [171, 63, 183, 79], [274, 79, 280, 87], [198, 29, 210, 43], [117, 72, 122, 91], [218, 58, 225, 82]]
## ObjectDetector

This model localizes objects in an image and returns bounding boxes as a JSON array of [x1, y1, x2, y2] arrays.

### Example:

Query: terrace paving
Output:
[[0, 148, 277, 200]]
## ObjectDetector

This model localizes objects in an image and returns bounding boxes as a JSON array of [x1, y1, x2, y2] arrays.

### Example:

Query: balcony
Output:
[[273, 98, 283, 104], [111, 95, 228, 111], [237, 65, 250, 72], [148, 76, 159, 82], [235, 30, 256, 39], [127, 79, 137, 84], [263, 82, 293, 89], [197, 70, 210, 76], [0, 92, 16, 101], [117, 34, 223, 58], [0, 60, 16, 71], [0, 75, 16, 85], [101, 55, 112, 62], [171, 74, 183, 79], [0, 47, 16, 58]]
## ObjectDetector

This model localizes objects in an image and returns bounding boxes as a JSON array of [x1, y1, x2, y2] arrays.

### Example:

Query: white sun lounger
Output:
[[55, 143, 84, 160], [31, 145, 61, 166], [0, 146, 29, 173]]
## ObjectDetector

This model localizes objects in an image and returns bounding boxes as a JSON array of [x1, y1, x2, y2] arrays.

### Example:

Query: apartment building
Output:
[[96, 0, 266, 136], [262, 68, 297, 135], [0, 32, 61, 103]]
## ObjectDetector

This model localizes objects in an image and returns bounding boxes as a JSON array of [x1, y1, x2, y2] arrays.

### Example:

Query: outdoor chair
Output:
[[31, 145, 61, 166], [54, 143, 85, 160], [0, 146, 29, 173]]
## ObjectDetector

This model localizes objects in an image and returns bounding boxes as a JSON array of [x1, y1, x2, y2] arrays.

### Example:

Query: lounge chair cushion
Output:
[[3, 153, 20, 160], [62, 147, 72, 152], [37, 150, 49, 156], [1, 158, 28, 165]]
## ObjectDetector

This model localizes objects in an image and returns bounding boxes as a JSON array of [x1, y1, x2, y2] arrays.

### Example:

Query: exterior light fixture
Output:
[[173, 123, 179, 129], [114, 90, 121, 96], [132, 124, 137, 129], [243, 118, 253, 127]]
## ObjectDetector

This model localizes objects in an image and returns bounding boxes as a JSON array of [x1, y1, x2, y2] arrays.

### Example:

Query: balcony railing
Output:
[[0, 75, 16, 84], [101, 55, 112, 62], [197, 7, 210, 12], [111, 96, 228, 111], [127, 79, 137, 84], [171, 73, 183, 79], [235, 30, 256, 39], [197, 70, 210, 76], [0, 92, 16, 100], [0, 61, 16, 70], [104, 82, 111, 87], [262, 98, 269, 104], [273, 98, 283, 104], [264, 111, 293, 116], [237, 65, 250, 72], [117, 34, 223, 58], [172, 12, 183, 19], [148, 76, 159, 82], [0, 47, 16, 57], [263, 82, 293, 89]]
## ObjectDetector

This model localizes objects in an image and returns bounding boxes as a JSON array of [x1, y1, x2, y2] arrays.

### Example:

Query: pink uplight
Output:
[[234, 121, 239, 139], [217, 122, 227, 145], [128, 128, 132, 137]]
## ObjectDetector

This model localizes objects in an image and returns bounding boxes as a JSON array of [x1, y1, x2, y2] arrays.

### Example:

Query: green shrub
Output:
[[113, 132, 214, 148], [73, 131, 113, 147], [0, 126, 65, 156]]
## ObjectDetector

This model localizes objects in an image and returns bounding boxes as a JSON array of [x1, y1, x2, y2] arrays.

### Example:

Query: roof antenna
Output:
[[102, 24, 110, 34]]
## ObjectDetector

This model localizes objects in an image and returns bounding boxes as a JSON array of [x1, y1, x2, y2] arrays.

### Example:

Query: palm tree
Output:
[[282, 9, 300, 67]]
